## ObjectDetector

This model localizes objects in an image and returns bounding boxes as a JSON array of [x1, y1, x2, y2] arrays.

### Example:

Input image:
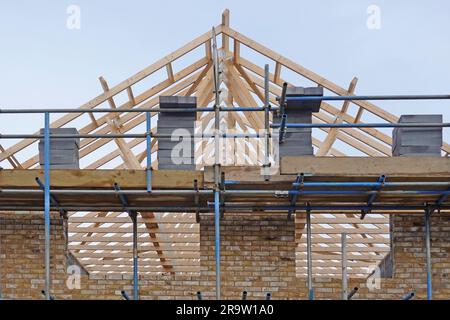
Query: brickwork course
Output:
[[0, 212, 448, 300]]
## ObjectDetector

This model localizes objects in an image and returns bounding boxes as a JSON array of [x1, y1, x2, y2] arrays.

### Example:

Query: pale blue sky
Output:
[[1, 0, 449, 156]]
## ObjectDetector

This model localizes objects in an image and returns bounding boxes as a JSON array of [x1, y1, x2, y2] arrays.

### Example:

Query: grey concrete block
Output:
[[159, 96, 197, 108], [156, 127, 195, 135], [157, 149, 193, 158], [285, 86, 323, 112], [398, 114, 442, 123], [158, 154, 193, 161], [392, 153, 441, 157], [286, 87, 323, 97], [159, 96, 197, 116], [42, 164, 80, 169], [393, 130, 442, 147], [392, 145, 441, 155], [158, 163, 196, 170], [39, 128, 80, 147], [157, 114, 197, 121], [38, 128, 80, 168], [40, 154, 79, 165], [279, 145, 314, 156], [158, 140, 194, 150], [392, 114, 443, 156]]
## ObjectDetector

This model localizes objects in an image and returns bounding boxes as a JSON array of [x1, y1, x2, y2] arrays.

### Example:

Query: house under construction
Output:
[[0, 10, 449, 300]]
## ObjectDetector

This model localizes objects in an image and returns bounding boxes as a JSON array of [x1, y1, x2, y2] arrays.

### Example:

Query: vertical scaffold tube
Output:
[[214, 190, 221, 300], [132, 212, 139, 300], [306, 209, 313, 300], [146, 111, 152, 192], [341, 233, 348, 300], [264, 64, 270, 180], [44, 112, 51, 300], [425, 208, 433, 300]]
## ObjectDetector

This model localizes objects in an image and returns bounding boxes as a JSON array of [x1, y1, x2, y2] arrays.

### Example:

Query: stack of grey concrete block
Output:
[[274, 111, 314, 156], [392, 114, 442, 157], [285, 86, 323, 112], [38, 128, 80, 169], [157, 96, 196, 170], [274, 86, 323, 157]]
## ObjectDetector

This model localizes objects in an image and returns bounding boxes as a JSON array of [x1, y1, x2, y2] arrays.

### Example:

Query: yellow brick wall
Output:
[[0, 212, 448, 300]]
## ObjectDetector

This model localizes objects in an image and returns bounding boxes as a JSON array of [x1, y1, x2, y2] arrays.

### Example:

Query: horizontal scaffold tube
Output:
[[0, 204, 449, 212], [225, 181, 450, 188], [0, 133, 265, 139], [1, 188, 450, 196], [0, 107, 268, 114], [285, 94, 450, 101], [272, 122, 450, 129], [0, 189, 213, 195]]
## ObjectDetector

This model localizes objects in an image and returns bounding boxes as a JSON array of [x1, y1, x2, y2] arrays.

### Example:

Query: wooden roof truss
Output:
[[1, 10, 448, 277]]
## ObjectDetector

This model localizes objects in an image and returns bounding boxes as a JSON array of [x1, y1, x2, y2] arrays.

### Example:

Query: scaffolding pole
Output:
[[273, 122, 450, 129], [341, 233, 348, 300], [43, 112, 51, 300], [306, 206, 314, 300], [214, 189, 221, 300], [425, 207, 433, 300], [114, 183, 139, 300], [263, 64, 270, 181], [131, 211, 139, 300], [146, 111, 152, 193], [285, 94, 450, 102], [212, 27, 221, 301]]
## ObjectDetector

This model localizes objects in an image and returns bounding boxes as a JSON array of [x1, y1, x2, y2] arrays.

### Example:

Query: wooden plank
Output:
[[0, 169, 204, 189], [0, 144, 22, 169], [221, 9, 230, 52], [355, 107, 364, 123], [107, 122, 142, 169], [127, 87, 136, 106], [281, 157, 450, 176], [274, 62, 281, 84], [166, 63, 175, 83], [233, 39, 240, 63], [185, 62, 212, 97], [205, 40, 212, 60], [98, 76, 117, 109], [234, 62, 265, 103]]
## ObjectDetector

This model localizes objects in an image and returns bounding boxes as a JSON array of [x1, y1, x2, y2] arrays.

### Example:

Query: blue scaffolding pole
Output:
[[43, 112, 51, 300], [425, 206, 432, 300], [146, 111, 152, 193], [285, 94, 450, 102], [214, 189, 221, 300], [361, 175, 386, 220], [306, 205, 314, 300], [272, 122, 450, 129], [114, 183, 139, 300]]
